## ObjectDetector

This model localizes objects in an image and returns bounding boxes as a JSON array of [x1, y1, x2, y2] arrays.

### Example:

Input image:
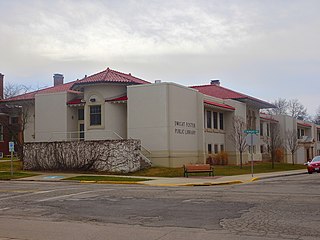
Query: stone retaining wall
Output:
[[23, 139, 151, 173]]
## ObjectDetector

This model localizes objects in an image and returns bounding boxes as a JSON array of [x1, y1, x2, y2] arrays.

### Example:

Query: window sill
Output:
[[87, 125, 105, 130], [204, 129, 225, 134]]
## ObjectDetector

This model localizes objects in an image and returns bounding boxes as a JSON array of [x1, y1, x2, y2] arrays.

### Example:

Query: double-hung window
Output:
[[213, 112, 218, 129], [90, 105, 101, 126], [219, 113, 224, 130], [206, 110, 212, 128]]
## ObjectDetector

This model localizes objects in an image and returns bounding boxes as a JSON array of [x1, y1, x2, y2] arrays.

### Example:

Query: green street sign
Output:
[[244, 129, 259, 134]]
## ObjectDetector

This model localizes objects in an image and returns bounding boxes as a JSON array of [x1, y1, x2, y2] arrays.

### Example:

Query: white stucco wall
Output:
[[128, 82, 205, 167], [83, 84, 127, 140], [35, 92, 69, 141]]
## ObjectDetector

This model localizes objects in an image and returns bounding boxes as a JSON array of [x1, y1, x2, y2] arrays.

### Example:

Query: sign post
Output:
[[244, 130, 259, 177], [9, 142, 14, 177]]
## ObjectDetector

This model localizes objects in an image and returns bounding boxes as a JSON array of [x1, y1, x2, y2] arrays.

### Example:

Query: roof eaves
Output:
[[204, 100, 235, 111]]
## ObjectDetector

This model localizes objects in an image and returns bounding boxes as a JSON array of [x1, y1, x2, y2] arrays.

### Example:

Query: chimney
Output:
[[53, 73, 64, 86], [210, 79, 220, 86], [0, 73, 4, 100]]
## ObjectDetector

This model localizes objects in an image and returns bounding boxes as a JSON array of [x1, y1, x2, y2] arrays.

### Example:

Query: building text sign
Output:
[[174, 121, 196, 135]]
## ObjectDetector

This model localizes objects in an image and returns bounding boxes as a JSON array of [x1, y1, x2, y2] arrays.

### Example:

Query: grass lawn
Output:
[[64, 175, 151, 182], [129, 162, 306, 177], [0, 160, 39, 180], [0, 160, 23, 172], [214, 162, 306, 176], [0, 160, 306, 179], [0, 172, 38, 180]]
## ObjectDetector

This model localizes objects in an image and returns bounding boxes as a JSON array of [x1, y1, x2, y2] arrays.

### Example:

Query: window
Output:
[[78, 108, 84, 121], [10, 117, 19, 124], [260, 123, 263, 136], [298, 128, 305, 139], [266, 124, 270, 137], [220, 144, 224, 152], [249, 145, 256, 154], [260, 145, 264, 153], [317, 132, 320, 142], [206, 110, 212, 128], [0, 125, 3, 141], [219, 113, 224, 130], [208, 144, 212, 154], [214, 144, 218, 154], [213, 112, 218, 129], [90, 105, 101, 126]]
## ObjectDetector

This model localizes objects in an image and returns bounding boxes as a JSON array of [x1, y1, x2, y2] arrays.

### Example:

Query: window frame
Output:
[[208, 144, 212, 154], [206, 110, 212, 129], [219, 112, 224, 130], [89, 105, 102, 126], [213, 112, 218, 129], [214, 144, 218, 154], [220, 144, 224, 152], [78, 108, 84, 121]]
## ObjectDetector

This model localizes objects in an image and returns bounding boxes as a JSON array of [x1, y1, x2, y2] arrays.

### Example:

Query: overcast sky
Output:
[[1, 0, 319, 115]]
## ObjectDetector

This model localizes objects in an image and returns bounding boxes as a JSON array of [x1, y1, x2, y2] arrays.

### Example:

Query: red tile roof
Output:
[[1, 68, 149, 103], [204, 100, 235, 110], [191, 84, 275, 109], [297, 122, 312, 128], [71, 68, 150, 89], [67, 98, 84, 105], [105, 96, 128, 102], [1, 81, 77, 102]]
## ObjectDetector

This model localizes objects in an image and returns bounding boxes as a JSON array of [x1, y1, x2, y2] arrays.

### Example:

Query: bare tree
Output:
[[313, 106, 320, 125], [1, 82, 32, 160], [288, 99, 308, 120], [267, 98, 289, 115], [4, 82, 30, 99], [269, 123, 283, 169], [267, 98, 308, 120], [229, 116, 248, 168], [285, 129, 300, 165]]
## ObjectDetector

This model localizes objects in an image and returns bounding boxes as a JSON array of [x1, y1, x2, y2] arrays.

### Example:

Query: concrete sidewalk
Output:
[[13, 169, 307, 186]]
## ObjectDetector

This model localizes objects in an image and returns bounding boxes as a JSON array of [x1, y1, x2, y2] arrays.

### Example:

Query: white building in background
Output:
[[260, 113, 320, 164], [1, 67, 277, 167]]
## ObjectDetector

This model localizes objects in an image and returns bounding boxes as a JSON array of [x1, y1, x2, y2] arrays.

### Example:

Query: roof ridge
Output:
[[102, 67, 110, 80], [79, 68, 108, 82], [108, 68, 149, 83]]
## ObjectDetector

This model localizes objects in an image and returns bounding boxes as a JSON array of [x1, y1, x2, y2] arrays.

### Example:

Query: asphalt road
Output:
[[0, 173, 319, 240]]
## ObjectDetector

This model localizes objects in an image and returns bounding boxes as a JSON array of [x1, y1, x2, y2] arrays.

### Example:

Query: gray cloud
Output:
[[0, 0, 319, 114]]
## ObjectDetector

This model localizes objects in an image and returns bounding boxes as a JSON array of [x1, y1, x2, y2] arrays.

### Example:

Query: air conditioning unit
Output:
[[0, 152, 3, 159]]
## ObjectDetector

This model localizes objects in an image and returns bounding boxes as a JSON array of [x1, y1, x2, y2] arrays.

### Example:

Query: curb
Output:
[[140, 180, 244, 187], [80, 180, 143, 185], [252, 171, 306, 181]]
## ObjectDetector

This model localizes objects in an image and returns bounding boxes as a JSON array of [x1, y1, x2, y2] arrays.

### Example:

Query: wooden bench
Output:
[[183, 164, 214, 177]]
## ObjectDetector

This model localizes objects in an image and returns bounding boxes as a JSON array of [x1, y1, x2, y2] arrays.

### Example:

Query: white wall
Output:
[[83, 84, 127, 140], [35, 92, 69, 141], [128, 82, 205, 167]]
